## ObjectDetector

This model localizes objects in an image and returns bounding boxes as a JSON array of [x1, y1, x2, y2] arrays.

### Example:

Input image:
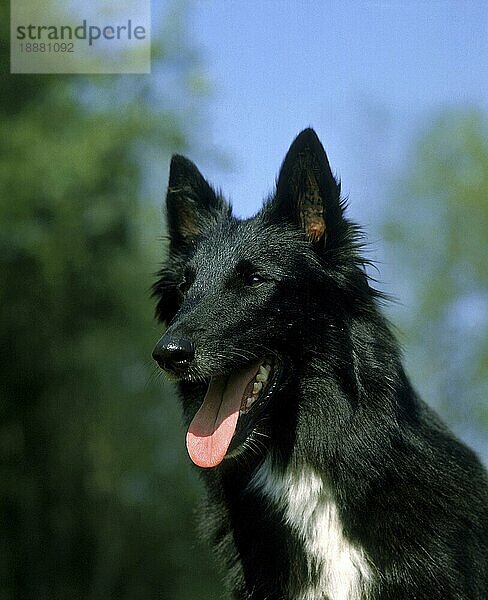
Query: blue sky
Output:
[[185, 1, 488, 227]]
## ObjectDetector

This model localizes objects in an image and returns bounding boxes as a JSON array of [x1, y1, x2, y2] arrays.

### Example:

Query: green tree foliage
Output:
[[0, 4, 221, 599], [382, 110, 488, 456]]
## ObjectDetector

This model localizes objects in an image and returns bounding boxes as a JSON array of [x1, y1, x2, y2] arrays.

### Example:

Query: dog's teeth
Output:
[[256, 373, 267, 382], [253, 382, 263, 394], [260, 365, 269, 377], [246, 397, 255, 408]]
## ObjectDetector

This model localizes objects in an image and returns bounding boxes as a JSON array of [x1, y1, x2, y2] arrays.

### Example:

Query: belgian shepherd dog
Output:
[[152, 129, 488, 599]]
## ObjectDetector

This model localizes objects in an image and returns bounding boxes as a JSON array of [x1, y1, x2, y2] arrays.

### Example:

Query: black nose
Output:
[[152, 336, 195, 374]]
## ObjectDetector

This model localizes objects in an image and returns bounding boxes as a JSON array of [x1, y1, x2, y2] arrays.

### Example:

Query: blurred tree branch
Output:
[[382, 110, 488, 456]]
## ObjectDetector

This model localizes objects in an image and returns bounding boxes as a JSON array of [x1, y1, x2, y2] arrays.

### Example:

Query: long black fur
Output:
[[152, 129, 488, 599]]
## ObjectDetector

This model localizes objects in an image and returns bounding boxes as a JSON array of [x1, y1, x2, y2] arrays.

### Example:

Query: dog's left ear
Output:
[[166, 155, 229, 251], [268, 128, 342, 245]]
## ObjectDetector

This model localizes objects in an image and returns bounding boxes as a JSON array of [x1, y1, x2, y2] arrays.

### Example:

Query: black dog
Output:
[[152, 129, 488, 599]]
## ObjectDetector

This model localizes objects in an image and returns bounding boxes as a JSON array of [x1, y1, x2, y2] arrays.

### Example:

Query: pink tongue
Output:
[[186, 362, 260, 468]]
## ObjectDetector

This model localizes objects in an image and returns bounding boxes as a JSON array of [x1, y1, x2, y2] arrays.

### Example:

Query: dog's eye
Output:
[[243, 272, 266, 287], [178, 272, 193, 295], [178, 278, 189, 294]]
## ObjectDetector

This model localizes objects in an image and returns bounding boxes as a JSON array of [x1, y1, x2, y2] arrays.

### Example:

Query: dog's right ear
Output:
[[166, 155, 228, 251]]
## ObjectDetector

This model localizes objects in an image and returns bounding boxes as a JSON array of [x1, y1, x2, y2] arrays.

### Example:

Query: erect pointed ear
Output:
[[268, 128, 342, 245], [166, 155, 229, 249]]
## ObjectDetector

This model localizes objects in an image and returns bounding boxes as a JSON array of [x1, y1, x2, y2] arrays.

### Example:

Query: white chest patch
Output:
[[250, 457, 371, 600]]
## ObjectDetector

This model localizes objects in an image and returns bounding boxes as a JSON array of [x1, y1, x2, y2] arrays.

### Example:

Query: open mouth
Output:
[[185, 355, 282, 468]]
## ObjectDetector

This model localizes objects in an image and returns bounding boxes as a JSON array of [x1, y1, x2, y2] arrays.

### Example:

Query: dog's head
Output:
[[152, 128, 367, 468]]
